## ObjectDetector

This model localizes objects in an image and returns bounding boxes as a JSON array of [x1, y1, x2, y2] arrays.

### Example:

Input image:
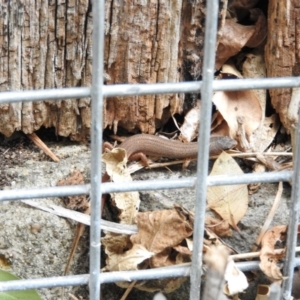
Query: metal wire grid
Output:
[[0, 0, 300, 299]]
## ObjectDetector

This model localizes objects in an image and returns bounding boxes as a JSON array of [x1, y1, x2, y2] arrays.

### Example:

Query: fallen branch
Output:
[[26, 132, 60, 162]]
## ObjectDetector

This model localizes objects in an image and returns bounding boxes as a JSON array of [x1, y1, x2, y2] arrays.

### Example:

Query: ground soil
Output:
[[0, 130, 293, 300]]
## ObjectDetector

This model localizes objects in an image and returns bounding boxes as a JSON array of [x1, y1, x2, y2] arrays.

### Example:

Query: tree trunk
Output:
[[0, 0, 227, 141], [265, 0, 300, 132]]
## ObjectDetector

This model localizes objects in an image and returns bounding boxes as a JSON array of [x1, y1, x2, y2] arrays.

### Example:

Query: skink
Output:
[[118, 134, 237, 160]]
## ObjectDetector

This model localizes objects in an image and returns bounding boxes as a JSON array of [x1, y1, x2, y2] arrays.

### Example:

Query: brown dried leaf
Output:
[[248, 163, 266, 194], [103, 244, 154, 272], [130, 208, 193, 268], [57, 170, 89, 211], [216, 10, 267, 69], [242, 50, 266, 116], [212, 88, 262, 148], [245, 9, 267, 48], [102, 233, 132, 256], [207, 152, 248, 229], [211, 111, 230, 137], [102, 148, 140, 224], [259, 225, 287, 281], [179, 101, 200, 143], [101, 148, 141, 274], [216, 19, 255, 69], [204, 227, 223, 248], [251, 115, 280, 152], [205, 216, 232, 237]]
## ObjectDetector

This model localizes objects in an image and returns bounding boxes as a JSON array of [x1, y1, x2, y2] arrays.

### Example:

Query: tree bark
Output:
[[265, 0, 300, 132], [0, 0, 227, 141]]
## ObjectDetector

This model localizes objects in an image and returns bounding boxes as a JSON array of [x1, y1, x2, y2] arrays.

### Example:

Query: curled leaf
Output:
[[207, 152, 248, 230], [130, 208, 193, 268], [205, 216, 232, 237], [259, 225, 287, 281], [216, 11, 267, 69], [212, 88, 262, 150]]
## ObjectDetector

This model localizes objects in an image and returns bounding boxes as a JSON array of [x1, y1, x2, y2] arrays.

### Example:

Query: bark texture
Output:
[[0, 0, 226, 141], [265, 0, 300, 132]]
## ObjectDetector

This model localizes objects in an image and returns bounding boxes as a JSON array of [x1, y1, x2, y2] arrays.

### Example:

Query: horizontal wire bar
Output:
[[1, 258, 300, 292], [0, 185, 90, 201], [0, 77, 300, 104], [0, 274, 89, 292], [0, 171, 292, 202], [0, 87, 90, 103]]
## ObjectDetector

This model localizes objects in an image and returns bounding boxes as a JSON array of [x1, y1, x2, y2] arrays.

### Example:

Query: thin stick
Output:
[[64, 206, 90, 275], [26, 132, 60, 162], [137, 152, 292, 170], [252, 182, 283, 252], [3, 148, 10, 155], [230, 246, 300, 261], [120, 281, 137, 300]]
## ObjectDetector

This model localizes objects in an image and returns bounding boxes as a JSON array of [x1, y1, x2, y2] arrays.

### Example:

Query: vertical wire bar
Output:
[[189, 0, 219, 299], [281, 109, 300, 299], [90, 0, 105, 299]]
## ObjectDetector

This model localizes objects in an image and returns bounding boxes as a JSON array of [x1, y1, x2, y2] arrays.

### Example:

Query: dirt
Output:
[[0, 130, 292, 300]]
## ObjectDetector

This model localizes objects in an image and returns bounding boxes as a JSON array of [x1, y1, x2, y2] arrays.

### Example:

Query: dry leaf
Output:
[[251, 115, 280, 152], [172, 245, 191, 256], [245, 9, 267, 48], [205, 216, 232, 237], [101, 148, 141, 275], [216, 19, 255, 69], [224, 258, 249, 295], [212, 88, 262, 150], [207, 152, 248, 230], [248, 163, 266, 194], [179, 101, 200, 143], [204, 227, 223, 247], [130, 207, 193, 268], [102, 244, 154, 272], [259, 225, 287, 281], [102, 148, 140, 224], [242, 50, 266, 117], [57, 169, 89, 211], [211, 111, 230, 138], [216, 11, 267, 69]]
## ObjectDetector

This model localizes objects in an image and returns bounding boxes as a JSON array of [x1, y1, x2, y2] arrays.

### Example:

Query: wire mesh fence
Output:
[[0, 0, 300, 299]]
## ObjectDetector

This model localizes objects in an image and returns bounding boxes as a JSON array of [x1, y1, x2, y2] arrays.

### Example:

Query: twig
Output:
[[26, 132, 60, 162], [230, 246, 300, 261], [252, 182, 283, 252], [64, 206, 90, 275], [21, 200, 138, 235], [120, 281, 137, 300], [2, 148, 10, 155], [132, 152, 292, 171]]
